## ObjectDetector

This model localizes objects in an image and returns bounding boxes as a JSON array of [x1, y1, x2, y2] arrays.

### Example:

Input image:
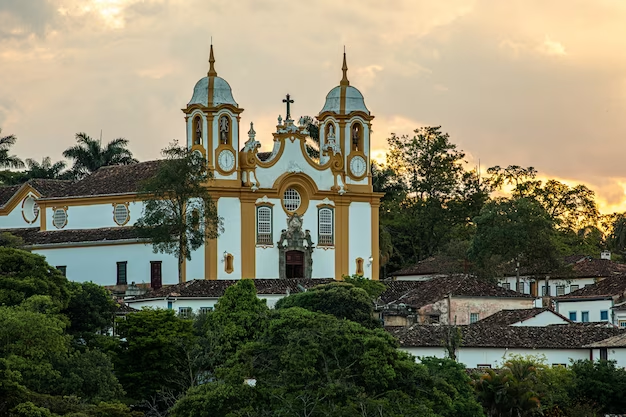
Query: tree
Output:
[[0, 248, 71, 309], [134, 143, 221, 283], [115, 308, 195, 402], [62, 132, 137, 178], [62, 282, 117, 340], [300, 115, 320, 160], [0, 232, 25, 248], [24, 157, 68, 180], [275, 281, 381, 328], [0, 129, 24, 169], [469, 197, 561, 284], [569, 359, 626, 414]]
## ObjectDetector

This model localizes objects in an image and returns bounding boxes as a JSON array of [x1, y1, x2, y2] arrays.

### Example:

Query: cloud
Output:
[[0, 0, 57, 37], [537, 36, 567, 56]]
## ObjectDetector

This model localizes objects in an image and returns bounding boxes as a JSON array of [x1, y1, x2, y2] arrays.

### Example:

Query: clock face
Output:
[[350, 155, 367, 178], [218, 149, 235, 172]]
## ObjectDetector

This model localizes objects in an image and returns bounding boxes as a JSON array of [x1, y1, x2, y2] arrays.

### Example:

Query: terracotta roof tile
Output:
[[556, 274, 626, 300], [2, 226, 142, 245], [387, 324, 625, 349], [473, 308, 570, 326], [392, 256, 467, 277], [130, 278, 335, 299], [28, 179, 74, 198], [379, 275, 533, 309]]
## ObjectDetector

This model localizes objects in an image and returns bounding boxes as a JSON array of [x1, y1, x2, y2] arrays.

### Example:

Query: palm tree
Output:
[[63, 132, 138, 178], [0, 129, 24, 169], [25, 157, 68, 180]]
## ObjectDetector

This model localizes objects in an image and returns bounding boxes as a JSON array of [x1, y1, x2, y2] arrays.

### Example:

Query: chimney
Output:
[[601, 250, 611, 260]]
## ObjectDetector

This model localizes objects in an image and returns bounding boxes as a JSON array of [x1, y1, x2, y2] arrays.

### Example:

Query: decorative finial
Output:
[[340, 47, 349, 86], [248, 122, 256, 139], [278, 115, 283, 126], [282, 94, 294, 121], [208, 43, 217, 77]]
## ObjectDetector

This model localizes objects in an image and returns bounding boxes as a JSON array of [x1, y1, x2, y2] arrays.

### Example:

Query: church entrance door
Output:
[[285, 250, 304, 278]]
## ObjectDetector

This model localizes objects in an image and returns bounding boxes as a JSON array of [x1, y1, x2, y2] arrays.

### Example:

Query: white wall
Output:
[[348, 202, 371, 276], [556, 299, 613, 323], [0, 192, 40, 229], [217, 197, 242, 279], [44, 201, 143, 230], [126, 293, 287, 312], [34, 243, 182, 286], [403, 347, 592, 368], [499, 276, 596, 296], [511, 311, 569, 326]]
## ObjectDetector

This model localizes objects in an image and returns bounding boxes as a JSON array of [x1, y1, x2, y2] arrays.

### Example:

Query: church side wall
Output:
[[33, 243, 180, 286], [217, 197, 242, 279], [348, 202, 372, 276], [44, 202, 143, 230], [0, 203, 36, 229]]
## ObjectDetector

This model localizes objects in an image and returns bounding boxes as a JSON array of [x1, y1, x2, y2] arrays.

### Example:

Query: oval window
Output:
[[283, 188, 301, 212], [113, 204, 130, 226], [52, 208, 67, 229], [21, 196, 39, 224]]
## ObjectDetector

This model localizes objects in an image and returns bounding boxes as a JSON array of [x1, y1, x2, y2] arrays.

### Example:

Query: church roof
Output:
[[0, 179, 73, 207], [188, 76, 238, 107], [319, 52, 370, 116], [3, 226, 143, 246]]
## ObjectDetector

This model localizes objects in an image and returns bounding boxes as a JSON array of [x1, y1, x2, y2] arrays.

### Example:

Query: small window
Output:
[[556, 285, 565, 296], [600, 310, 609, 321], [351, 122, 363, 152], [552, 364, 567, 368], [619, 320, 626, 328], [600, 348, 608, 361], [225, 253, 234, 274], [318, 207, 334, 246], [355, 258, 364, 276], [199, 307, 213, 315], [52, 208, 68, 229], [193, 115, 202, 145], [56, 266, 67, 277], [541, 286, 547, 296], [116, 261, 127, 286], [429, 315, 440, 324], [178, 307, 192, 319], [113, 203, 130, 226], [470, 313, 480, 324], [256, 206, 273, 245], [21, 195, 39, 224], [477, 364, 492, 369], [582, 311, 590, 323], [570, 284, 579, 292], [501, 283, 510, 290], [569, 311, 577, 321], [516, 282, 524, 293], [283, 188, 301, 212]]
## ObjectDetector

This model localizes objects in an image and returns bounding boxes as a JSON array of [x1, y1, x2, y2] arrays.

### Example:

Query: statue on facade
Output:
[[195, 119, 202, 145], [219, 116, 229, 144]]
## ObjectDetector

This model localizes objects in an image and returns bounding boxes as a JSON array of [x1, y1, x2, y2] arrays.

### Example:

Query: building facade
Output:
[[0, 48, 382, 287]]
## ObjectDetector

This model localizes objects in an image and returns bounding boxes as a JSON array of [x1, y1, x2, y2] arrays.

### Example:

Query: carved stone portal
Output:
[[277, 214, 314, 279]]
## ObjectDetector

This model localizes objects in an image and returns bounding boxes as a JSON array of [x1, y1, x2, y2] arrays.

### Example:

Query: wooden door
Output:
[[286, 250, 304, 278], [150, 261, 162, 289]]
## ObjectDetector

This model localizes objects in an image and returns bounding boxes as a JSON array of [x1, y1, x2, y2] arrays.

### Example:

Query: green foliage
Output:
[[342, 274, 386, 299], [275, 282, 380, 328], [10, 402, 53, 417], [62, 132, 137, 179], [0, 129, 25, 170], [569, 359, 626, 414], [134, 142, 221, 283], [115, 308, 195, 402], [62, 282, 117, 339], [0, 232, 25, 249], [0, 248, 71, 309], [469, 197, 561, 278], [24, 157, 69, 180], [170, 383, 257, 417]]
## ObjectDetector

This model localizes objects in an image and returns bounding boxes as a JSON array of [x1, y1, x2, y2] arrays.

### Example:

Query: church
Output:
[[0, 47, 382, 288]]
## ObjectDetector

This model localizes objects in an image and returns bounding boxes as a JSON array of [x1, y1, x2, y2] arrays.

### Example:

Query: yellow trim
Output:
[[40, 202, 47, 231], [256, 139, 285, 169], [317, 110, 374, 122], [0, 184, 40, 216], [191, 144, 207, 158], [38, 194, 141, 207], [51, 206, 68, 229], [205, 196, 220, 280], [334, 199, 350, 279], [273, 173, 318, 216], [346, 151, 368, 181], [214, 144, 237, 176], [241, 196, 256, 278], [225, 253, 234, 274], [207, 114, 214, 169], [112, 202, 131, 226], [371, 201, 380, 280], [21, 194, 39, 224]]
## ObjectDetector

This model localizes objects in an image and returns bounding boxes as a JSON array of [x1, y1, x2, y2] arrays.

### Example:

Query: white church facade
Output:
[[0, 47, 382, 288]]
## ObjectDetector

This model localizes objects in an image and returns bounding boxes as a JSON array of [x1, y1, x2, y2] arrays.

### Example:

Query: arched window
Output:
[[219, 115, 230, 145], [256, 206, 273, 245], [193, 116, 202, 145], [356, 258, 364, 276], [351, 122, 363, 152], [225, 253, 234, 274], [318, 207, 334, 246]]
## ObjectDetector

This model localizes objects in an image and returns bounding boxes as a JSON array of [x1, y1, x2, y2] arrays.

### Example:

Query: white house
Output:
[[0, 48, 382, 287], [387, 324, 625, 368], [473, 308, 570, 327]]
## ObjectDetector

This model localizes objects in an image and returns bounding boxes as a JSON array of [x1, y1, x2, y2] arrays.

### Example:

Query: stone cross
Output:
[[282, 94, 294, 121]]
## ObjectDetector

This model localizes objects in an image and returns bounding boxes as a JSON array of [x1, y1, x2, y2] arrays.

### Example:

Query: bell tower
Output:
[[182, 45, 244, 182]]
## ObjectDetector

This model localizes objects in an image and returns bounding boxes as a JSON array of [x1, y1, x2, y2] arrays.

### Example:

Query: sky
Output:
[[2, 0, 626, 212]]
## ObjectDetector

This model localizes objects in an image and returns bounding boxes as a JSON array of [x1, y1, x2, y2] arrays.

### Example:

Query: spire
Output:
[[208, 43, 217, 77], [340, 47, 349, 86]]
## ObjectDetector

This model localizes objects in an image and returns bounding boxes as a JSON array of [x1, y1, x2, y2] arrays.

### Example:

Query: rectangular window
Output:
[[178, 307, 192, 319], [501, 283, 510, 290], [600, 348, 608, 361], [470, 313, 479, 324], [256, 206, 273, 245], [582, 311, 590, 323], [516, 282, 524, 293], [556, 285, 565, 296], [318, 207, 334, 246], [199, 307, 213, 315], [569, 311, 577, 321], [429, 315, 440, 324], [600, 310, 609, 321], [552, 364, 567, 368], [56, 266, 67, 277], [116, 261, 127, 285], [477, 364, 492, 369], [570, 284, 579, 292], [619, 320, 626, 328], [541, 286, 547, 296]]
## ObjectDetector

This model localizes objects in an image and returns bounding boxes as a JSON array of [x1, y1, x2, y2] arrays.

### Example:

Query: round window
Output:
[[21, 196, 39, 223], [52, 209, 67, 229], [283, 188, 301, 212], [113, 204, 130, 226]]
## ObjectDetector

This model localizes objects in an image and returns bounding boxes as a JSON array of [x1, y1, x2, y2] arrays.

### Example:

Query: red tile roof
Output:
[[556, 274, 626, 301], [473, 308, 570, 326]]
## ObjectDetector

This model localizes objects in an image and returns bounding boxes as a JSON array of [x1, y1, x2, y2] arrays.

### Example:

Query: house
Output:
[[386, 324, 625, 368], [125, 278, 333, 314], [472, 308, 570, 327], [390, 256, 467, 281], [584, 332, 626, 367], [555, 274, 626, 325], [376, 275, 535, 326], [0, 48, 382, 285]]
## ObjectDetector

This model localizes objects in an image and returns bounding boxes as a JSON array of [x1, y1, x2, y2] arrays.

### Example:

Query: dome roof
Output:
[[187, 76, 238, 107], [320, 85, 369, 115]]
